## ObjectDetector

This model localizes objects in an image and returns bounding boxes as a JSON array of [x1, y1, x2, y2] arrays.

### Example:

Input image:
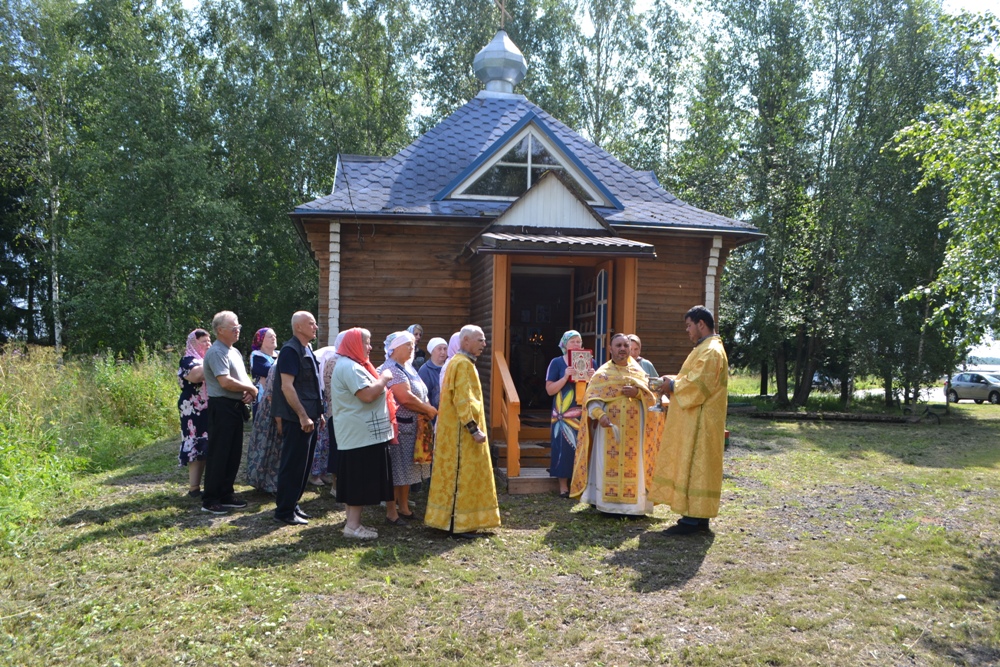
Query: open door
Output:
[[594, 260, 613, 366]]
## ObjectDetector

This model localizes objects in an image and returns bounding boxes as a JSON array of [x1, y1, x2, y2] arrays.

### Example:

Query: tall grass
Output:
[[0, 345, 178, 549]]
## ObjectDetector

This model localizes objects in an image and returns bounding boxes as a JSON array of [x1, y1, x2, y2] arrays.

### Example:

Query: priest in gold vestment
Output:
[[569, 334, 665, 515], [425, 325, 501, 537], [649, 306, 729, 535]]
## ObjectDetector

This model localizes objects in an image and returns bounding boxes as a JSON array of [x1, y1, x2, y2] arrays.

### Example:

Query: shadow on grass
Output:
[[539, 506, 668, 553], [605, 530, 714, 593], [96, 436, 180, 486], [56, 490, 211, 551], [209, 517, 465, 571], [919, 539, 1000, 664]]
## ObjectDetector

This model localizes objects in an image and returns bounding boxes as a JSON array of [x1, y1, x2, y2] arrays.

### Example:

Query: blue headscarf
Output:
[[558, 330, 582, 355]]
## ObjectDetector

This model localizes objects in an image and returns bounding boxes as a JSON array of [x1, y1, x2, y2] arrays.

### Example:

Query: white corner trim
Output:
[[328, 222, 341, 345], [705, 235, 723, 309]]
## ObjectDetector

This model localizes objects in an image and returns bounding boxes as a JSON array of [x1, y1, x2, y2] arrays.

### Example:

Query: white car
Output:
[[946, 373, 1000, 404]]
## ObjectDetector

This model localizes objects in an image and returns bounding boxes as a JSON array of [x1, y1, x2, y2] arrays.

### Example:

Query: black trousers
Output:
[[204, 397, 244, 507], [274, 418, 318, 519]]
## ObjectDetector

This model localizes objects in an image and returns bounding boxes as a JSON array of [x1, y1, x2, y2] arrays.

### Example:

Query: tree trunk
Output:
[[883, 370, 894, 408], [759, 359, 769, 396], [774, 346, 789, 406], [839, 366, 851, 409], [790, 334, 817, 407]]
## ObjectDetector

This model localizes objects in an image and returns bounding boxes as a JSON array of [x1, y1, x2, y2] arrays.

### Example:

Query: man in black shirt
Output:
[[270, 311, 324, 525]]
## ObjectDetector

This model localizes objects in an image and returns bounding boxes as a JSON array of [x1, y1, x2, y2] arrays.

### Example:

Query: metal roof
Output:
[[295, 93, 761, 239], [475, 232, 655, 257]]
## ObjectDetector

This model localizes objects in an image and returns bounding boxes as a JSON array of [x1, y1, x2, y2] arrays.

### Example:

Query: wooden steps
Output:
[[499, 467, 560, 495], [496, 440, 550, 469]]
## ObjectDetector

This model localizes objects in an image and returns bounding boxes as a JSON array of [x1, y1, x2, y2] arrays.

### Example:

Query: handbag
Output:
[[413, 414, 434, 463]]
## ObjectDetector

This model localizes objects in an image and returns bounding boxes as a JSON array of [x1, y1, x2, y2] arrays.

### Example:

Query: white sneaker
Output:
[[343, 524, 378, 539]]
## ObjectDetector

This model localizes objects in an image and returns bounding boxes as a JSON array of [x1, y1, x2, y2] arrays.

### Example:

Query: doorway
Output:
[[508, 267, 573, 411]]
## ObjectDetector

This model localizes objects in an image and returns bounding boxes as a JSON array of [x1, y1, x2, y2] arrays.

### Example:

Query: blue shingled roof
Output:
[[296, 93, 759, 235]]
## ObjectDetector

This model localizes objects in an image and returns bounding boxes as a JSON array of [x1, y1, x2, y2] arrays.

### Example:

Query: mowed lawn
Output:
[[3, 407, 999, 666]]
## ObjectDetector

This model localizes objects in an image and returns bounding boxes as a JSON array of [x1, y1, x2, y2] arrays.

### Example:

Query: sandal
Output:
[[559, 491, 570, 499], [385, 516, 409, 526], [343, 524, 378, 539]]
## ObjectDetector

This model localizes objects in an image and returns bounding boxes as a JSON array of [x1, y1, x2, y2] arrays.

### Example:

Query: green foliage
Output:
[[0, 345, 178, 549], [0, 0, 992, 402], [708, 0, 974, 406], [895, 13, 1000, 347]]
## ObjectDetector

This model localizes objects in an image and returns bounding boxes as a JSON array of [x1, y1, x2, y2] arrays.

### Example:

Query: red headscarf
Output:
[[337, 327, 399, 442], [338, 328, 379, 378]]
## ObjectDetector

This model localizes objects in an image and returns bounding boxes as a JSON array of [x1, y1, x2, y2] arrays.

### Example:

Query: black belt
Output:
[[397, 416, 414, 424], [209, 396, 243, 404]]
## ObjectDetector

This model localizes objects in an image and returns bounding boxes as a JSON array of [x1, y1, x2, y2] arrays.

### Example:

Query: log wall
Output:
[[470, 253, 495, 421], [624, 233, 711, 375], [305, 219, 477, 347]]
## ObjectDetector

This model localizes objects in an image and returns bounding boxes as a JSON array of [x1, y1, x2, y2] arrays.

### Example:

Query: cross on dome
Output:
[[494, 0, 512, 29]]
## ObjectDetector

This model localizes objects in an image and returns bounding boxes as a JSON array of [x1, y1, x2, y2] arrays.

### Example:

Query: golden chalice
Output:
[[648, 377, 665, 412]]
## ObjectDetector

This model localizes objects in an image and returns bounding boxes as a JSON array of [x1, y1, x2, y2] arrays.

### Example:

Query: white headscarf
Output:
[[438, 331, 462, 387]]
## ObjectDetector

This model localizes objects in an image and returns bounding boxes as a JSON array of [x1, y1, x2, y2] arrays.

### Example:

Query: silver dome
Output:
[[473, 30, 528, 94]]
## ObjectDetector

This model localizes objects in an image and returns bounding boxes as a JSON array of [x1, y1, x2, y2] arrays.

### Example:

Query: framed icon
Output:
[[570, 349, 594, 381]]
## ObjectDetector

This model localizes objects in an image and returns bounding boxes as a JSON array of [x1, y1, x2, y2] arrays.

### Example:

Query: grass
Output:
[[0, 345, 178, 549], [2, 399, 999, 665]]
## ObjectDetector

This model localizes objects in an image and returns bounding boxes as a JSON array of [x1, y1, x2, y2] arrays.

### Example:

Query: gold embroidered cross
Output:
[[494, 0, 512, 29]]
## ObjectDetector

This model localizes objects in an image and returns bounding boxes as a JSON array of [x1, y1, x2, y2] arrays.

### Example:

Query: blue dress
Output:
[[546, 356, 591, 479]]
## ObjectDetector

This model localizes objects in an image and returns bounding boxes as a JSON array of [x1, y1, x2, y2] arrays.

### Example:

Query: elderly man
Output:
[[202, 311, 257, 515], [649, 306, 729, 535], [271, 311, 324, 526], [570, 333, 664, 515], [627, 334, 658, 378], [424, 325, 500, 537]]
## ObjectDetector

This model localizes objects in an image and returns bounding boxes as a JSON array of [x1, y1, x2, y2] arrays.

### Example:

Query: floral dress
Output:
[[177, 355, 209, 466], [377, 361, 431, 486], [245, 364, 282, 493]]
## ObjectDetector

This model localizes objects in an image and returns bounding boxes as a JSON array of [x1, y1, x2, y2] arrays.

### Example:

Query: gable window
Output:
[[452, 130, 604, 204]]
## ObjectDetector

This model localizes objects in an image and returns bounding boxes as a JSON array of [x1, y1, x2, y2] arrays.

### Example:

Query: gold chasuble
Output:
[[425, 353, 501, 533], [569, 359, 664, 506], [649, 335, 729, 518]]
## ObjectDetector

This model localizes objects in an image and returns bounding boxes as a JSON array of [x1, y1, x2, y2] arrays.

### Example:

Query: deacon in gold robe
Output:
[[424, 325, 501, 537], [649, 306, 729, 535], [569, 333, 665, 515]]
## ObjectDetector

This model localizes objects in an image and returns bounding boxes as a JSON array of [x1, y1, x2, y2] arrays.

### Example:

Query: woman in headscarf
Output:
[[178, 329, 211, 497], [407, 324, 427, 369], [249, 328, 278, 416], [377, 331, 438, 525], [545, 330, 595, 498], [245, 362, 282, 494], [438, 332, 462, 389], [330, 328, 396, 539], [307, 346, 337, 486], [417, 336, 449, 410]]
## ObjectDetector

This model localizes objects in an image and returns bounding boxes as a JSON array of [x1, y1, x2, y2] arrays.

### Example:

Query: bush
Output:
[[0, 345, 179, 549]]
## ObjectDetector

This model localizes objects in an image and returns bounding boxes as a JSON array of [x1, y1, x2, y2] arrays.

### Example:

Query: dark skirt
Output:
[[336, 440, 394, 506], [326, 419, 341, 474]]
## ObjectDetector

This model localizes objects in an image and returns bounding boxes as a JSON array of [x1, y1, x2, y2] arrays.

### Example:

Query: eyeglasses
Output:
[[229, 325, 242, 332]]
